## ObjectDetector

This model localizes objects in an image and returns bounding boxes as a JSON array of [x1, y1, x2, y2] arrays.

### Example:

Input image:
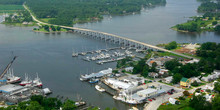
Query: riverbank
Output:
[[33, 25, 68, 33]]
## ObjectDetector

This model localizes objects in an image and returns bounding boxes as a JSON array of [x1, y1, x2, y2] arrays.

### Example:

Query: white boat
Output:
[[72, 53, 78, 57], [19, 73, 32, 86], [33, 73, 43, 87], [95, 85, 105, 92], [6, 69, 21, 84]]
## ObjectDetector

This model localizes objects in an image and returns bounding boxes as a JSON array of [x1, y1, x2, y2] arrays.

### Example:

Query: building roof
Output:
[[0, 84, 23, 93], [181, 77, 189, 82], [137, 88, 157, 95]]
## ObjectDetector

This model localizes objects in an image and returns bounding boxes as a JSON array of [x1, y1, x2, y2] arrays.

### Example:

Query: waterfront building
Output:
[[136, 88, 157, 98]]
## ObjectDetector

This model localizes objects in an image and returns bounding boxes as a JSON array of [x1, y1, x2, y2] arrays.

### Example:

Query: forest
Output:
[[0, 0, 25, 5], [174, 0, 220, 32], [24, 0, 166, 26]]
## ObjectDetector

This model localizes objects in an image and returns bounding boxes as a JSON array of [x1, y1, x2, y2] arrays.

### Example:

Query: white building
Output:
[[125, 67, 134, 72], [163, 76, 173, 83], [136, 88, 158, 98], [123, 75, 145, 86], [105, 78, 134, 90]]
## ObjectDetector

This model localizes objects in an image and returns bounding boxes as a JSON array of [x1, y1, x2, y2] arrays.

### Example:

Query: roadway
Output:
[[23, 4, 199, 60]]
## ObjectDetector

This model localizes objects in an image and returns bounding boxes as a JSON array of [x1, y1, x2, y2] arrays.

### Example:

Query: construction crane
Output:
[[0, 56, 17, 79]]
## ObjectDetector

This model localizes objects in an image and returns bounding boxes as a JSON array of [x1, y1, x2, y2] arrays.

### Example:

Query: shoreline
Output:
[[32, 30, 68, 34]]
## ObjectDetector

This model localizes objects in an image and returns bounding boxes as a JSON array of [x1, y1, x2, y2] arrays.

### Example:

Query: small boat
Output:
[[19, 73, 32, 86], [43, 88, 52, 95], [95, 85, 105, 92], [89, 78, 99, 84], [72, 49, 78, 57]]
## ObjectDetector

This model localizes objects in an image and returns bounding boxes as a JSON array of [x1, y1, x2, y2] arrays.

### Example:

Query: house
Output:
[[190, 77, 201, 83], [163, 76, 173, 83], [148, 72, 158, 78], [159, 69, 169, 75], [125, 67, 134, 72], [180, 77, 190, 87], [201, 70, 220, 82]]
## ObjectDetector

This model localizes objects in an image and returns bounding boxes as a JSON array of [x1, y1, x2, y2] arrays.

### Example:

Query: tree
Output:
[[165, 41, 178, 50], [172, 73, 182, 84], [25, 101, 44, 110], [57, 26, 61, 31], [31, 95, 44, 104], [43, 25, 50, 32], [141, 65, 149, 77], [62, 100, 76, 110], [215, 25, 220, 32], [189, 95, 212, 110], [214, 82, 220, 93], [183, 90, 190, 96], [191, 80, 199, 87], [112, 70, 119, 73], [165, 59, 181, 71], [50, 25, 56, 31], [212, 95, 220, 110], [212, 21, 218, 25]]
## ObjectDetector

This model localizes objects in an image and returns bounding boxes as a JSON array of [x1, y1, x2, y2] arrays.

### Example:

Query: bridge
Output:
[[24, 5, 197, 60]]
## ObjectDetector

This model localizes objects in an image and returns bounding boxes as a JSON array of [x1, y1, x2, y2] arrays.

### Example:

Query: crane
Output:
[[0, 56, 17, 79]]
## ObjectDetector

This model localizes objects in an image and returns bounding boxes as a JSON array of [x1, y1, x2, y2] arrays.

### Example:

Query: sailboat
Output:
[[19, 73, 32, 86], [33, 73, 43, 87], [6, 68, 21, 84]]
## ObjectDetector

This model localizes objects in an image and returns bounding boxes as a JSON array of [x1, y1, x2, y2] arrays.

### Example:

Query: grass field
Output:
[[158, 97, 194, 110], [40, 18, 55, 23]]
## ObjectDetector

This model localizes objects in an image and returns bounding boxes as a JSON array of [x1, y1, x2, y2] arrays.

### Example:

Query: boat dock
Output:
[[96, 57, 125, 65], [73, 47, 122, 57], [98, 81, 117, 96]]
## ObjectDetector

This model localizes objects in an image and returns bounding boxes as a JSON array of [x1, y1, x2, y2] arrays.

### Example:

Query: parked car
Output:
[[167, 92, 172, 95], [152, 98, 156, 100], [148, 99, 152, 102]]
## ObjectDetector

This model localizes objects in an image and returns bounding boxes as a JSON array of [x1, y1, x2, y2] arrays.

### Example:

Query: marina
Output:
[[75, 47, 146, 65]]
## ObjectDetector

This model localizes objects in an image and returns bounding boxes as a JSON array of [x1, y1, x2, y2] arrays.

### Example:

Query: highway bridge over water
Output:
[[24, 5, 197, 60]]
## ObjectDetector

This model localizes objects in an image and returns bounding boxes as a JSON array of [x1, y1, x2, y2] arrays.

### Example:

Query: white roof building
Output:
[[0, 84, 24, 94], [163, 76, 173, 83], [125, 67, 134, 72], [105, 78, 134, 90], [136, 88, 157, 98]]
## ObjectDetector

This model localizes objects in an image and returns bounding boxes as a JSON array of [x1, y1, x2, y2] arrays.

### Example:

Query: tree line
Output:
[[24, 0, 166, 26]]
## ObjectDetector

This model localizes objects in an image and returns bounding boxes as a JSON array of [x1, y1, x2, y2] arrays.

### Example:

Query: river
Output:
[[0, 0, 220, 110]]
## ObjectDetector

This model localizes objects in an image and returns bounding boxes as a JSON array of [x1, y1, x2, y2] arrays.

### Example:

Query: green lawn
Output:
[[155, 52, 189, 59], [0, 5, 24, 13], [158, 97, 194, 110], [40, 18, 55, 23]]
